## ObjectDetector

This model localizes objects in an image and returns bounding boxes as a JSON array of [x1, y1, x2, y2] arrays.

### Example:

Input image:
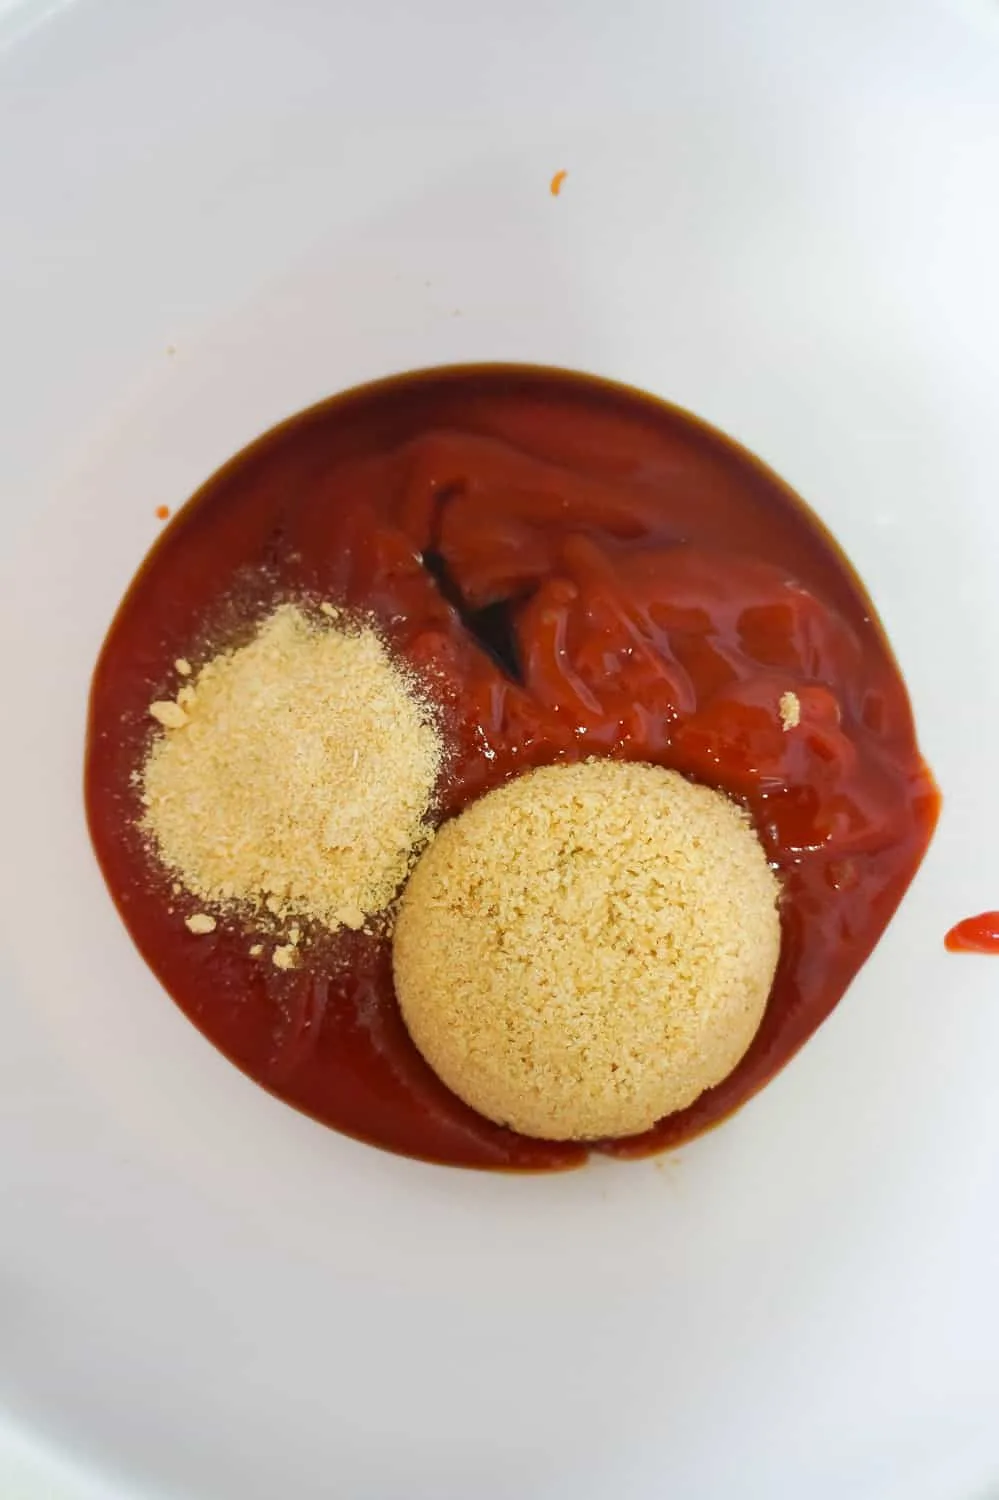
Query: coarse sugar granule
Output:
[[141, 604, 442, 932]]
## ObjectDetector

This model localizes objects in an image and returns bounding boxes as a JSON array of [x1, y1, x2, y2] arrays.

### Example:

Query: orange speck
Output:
[[155, 505, 171, 521], [550, 169, 568, 197]]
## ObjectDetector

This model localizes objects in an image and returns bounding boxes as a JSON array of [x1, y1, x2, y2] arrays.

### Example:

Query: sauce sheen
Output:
[[944, 913, 999, 954]]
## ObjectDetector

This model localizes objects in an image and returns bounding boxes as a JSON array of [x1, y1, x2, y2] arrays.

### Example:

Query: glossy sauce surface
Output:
[[945, 913, 999, 954], [86, 367, 939, 1169]]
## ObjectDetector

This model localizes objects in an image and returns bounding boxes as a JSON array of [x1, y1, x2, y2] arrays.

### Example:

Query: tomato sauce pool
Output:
[[85, 366, 939, 1170]]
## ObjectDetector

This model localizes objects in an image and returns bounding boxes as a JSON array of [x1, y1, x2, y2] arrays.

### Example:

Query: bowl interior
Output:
[[1, 3, 998, 1498]]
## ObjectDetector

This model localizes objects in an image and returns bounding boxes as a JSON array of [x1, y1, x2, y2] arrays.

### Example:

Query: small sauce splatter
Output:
[[550, 169, 568, 197], [155, 505, 171, 521], [945, 912, 999, 954]]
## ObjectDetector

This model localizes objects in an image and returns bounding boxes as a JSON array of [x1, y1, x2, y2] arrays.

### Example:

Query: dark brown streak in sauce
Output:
[[85, 366, 939, 1170]]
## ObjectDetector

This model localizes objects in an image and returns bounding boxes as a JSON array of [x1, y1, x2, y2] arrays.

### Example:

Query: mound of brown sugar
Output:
[[141, 604, 442, 931], [393, 759, 780, 1141]]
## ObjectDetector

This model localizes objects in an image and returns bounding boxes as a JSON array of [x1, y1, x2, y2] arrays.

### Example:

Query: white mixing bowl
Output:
[[1, 2, 998, 1497]]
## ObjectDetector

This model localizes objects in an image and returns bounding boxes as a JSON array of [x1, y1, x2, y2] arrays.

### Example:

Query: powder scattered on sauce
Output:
[[272, 943, 300, 971], [149, 699, 188, 729], [155, 505, 171, 521], [550, 169, 568, 197], [778, 690, 801, 731], [944, 912, 999, 954], [141, 603, 442, 932]]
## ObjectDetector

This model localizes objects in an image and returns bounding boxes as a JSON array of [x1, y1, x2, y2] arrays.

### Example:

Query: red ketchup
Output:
[[85, 367, 939, 1169], [945, 913, 999, 954]]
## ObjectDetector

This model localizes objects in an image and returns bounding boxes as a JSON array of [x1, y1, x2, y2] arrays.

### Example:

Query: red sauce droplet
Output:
[[550, 169, 568, 197], [86, 366, 938, 1170], [155, 505, 170, 521], [944, 912, 999, 954]]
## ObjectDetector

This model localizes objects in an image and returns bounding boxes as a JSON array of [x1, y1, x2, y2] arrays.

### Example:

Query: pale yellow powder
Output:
[[778, 690, 801, 732], [149, 700, 189, 729], [142, 604, 442, 931]]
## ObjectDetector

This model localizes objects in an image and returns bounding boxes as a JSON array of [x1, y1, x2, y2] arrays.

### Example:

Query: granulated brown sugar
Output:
[[141, 604, 442, 931], [393, 759, 780, 1141]]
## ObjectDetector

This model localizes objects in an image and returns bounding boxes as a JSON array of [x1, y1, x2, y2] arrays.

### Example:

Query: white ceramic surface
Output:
[[2, 2, 998, 1497]]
